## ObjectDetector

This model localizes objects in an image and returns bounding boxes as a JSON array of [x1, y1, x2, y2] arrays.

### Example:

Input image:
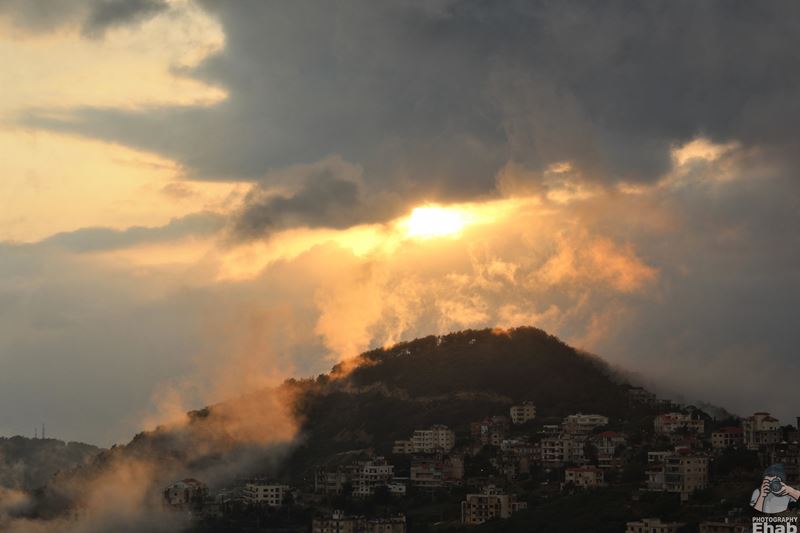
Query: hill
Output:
[[6, 326, 680, 531], [286, 327, 632, 473], [0, 436, 103, 491]]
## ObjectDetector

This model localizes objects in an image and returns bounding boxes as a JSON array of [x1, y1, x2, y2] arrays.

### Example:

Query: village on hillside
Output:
[[157, 387, 797, 532]]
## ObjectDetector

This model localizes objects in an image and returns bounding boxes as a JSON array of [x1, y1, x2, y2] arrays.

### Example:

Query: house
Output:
[[471, 416, 510, 447], [743, 412, 781, 450], [590, 431, 627, 468], [315, 457, 395, 497], [711, 427, 744, 450], [509, 402, 536, 425], [315, 469, 349, 495], [312, 511, 365, 533], [163, 478, 208, 508], [626, 518, 685, 533], [654, 412, 705, 434], [242, 482, 290, 507], [460, 485, 527, 525], [350, 457, 395, 497], [312, 511, 407, 533], [563, 466, 605, 489], [561, 413, 609, 435], [540, 433, 589, 466], [393, 425, 455, 454], [646, 452, 709, 501]]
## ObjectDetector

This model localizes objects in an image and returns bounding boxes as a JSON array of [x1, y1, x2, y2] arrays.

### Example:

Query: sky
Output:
[[1, 0, 800, 446]]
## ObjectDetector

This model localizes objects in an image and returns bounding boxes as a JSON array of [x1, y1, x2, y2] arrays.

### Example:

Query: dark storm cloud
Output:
[[25, 0, 800, 205], [39, 212, 225, 253], [81, 0, 168, 37], [0, 0, 167, 35]]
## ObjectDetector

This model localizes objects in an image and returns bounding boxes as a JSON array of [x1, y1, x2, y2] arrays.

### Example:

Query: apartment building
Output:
[[540, 433, 588, 466], [460, 485, 527, 526], [392, 425, 455, 454], [563, 466, 605, 489], [711, 427, 744, 450], [242, 482, 290, 507], [646, 452, 709, 501], [562, 413, 609, 435], [312, 511, 407, 533], [591, 431, 627, 468], [743, 412, 782, 450], [509, 402, 536, 425], [654, 412, 705, 434], [163, 478, 208, 508]]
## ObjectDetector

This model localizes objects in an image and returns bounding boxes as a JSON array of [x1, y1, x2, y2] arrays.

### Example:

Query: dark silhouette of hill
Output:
[[286, 327, 631, 472], [0, 436, 103, 491]]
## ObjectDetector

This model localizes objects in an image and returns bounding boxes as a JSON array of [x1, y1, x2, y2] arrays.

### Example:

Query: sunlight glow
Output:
[[404, 206, 469, 239]]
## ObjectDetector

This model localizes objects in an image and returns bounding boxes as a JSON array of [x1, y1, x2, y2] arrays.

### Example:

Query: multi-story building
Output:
[[315, 469, 349, 495], [312, 511, 407, 533], [409, 454, 463, 489], [591, 431, 627, 468], [562, 413, 609, 435], [626, 518, 685, 533], [743, 412, 781, 450], [460, 485, 527, 526], [393, 425, 455, 454], [540, 433, 588, 466], [646, 452, 709, 501], [315, 457, 395, 497], [471, 416, 510, 447], [563, 467, 605, 489], [711, 427, 744, 450], [163, 478, 208, 508], [313, 510, 364, 533], [509, 402, 536, 425], [654, 412, 705, 434], [350, 457, 395, 497], [698, 520, 750, 533], [242, 482, 290, 507]]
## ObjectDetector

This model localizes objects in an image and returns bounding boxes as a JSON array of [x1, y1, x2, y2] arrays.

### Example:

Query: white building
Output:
[[351, 457, 395, 497], [540, 433, 588, 466], [562, 413, 609, 435], [563, 467, 605, 489], [393, 425, 455, 454], [743, 412, 781, 450], [711, 427, 744, 450], [510, 402, 536, 425], [646, 453, 709, 501], [163, 478, 207, 507], [654, 412, 704, 434], [460, 485, 527, 525], [590, 431, 627, 468], [243, 482, 290, 507]]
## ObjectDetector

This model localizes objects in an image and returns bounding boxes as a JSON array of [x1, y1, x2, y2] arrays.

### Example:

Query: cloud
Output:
[[36, 212, 225, 253], [81, 0, 168, 37], [18, 0, 800, 232], [0, 0, 167, 36]]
